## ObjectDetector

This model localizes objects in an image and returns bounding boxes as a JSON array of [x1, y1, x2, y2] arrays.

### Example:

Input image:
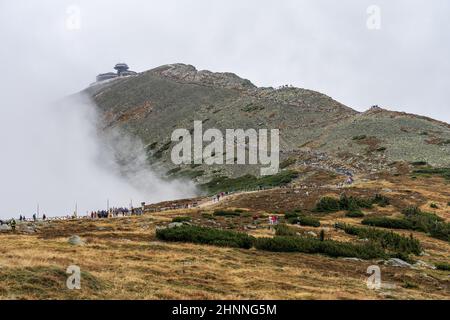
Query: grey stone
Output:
[[341, 257, 363, 262], [68, 235, 84, 246], [385, 258, 412, 268], [22, 226, 36, 233], [414, 260, 436, 270], [0, 225, 12, 231], [168, 222, 184, 229]]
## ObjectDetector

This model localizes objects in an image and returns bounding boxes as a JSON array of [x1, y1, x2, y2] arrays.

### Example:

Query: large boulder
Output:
[[385, 258, 412, 268], [414, 260, 436, 270], [0, 224, 12, 231], [168, 222, 184, 229], [68, 235, 84, 246]]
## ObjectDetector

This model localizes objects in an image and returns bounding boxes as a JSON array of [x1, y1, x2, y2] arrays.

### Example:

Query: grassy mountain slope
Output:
[[84, 63, 450, 184]]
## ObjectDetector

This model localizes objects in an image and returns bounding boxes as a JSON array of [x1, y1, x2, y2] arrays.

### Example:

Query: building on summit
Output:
[[96, 63, 138, 82]]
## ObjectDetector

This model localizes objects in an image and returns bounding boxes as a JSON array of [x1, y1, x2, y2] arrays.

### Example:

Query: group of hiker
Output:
[[212, 192, 227, 203], [90, 207, 143, 219], [18, 213, 47, 222]]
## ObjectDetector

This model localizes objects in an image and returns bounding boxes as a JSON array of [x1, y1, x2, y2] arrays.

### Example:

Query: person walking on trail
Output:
[[33, 214, 37, 222], [43, 214, 46, 221], [10, 219, 16, 232], [346, 176, 354, 185]]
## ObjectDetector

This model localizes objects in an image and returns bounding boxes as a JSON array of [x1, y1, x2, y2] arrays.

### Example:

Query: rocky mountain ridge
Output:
[[84, 63, 450, 185]]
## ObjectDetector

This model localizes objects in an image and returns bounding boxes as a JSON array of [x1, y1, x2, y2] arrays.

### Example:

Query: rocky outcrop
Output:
[[85, 63, 450, 183], [150, 64, 256, 90]]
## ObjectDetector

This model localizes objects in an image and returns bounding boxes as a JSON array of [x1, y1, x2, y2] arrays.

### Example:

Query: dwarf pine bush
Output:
[[172, 216, 192, 223], [213, 210, 241, 217], [335, 223, 422, 255], [254, 236, 386, 260], [156, 225, 254, 249]]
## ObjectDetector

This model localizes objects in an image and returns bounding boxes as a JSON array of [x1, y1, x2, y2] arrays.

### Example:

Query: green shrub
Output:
[[338, 194, 360, 211], [201, 170, 298, 194], [402, 206, 422, 216], [275, 224, 298, 236], [349, 196, 373, 209], [364, 208, 449, 242], [435, 262, 450, 271], [412, 167, 450, 180], [280, 158, 296, 169], [372, 194, 390, 207], [410, 161, 427, 166], [290, 216, 321, 227], [156, 225, 254, 249], [402, 281, 418, 289], [314, 197, 341, 212], [285, 212, 300, 220], [166, 167, 181, 175], [314, 194, 374, 213], [213, 210, 241, 217], [201, 213, 214, 219], [362, 217, 413, 230], [254, 236, 386, 260], [335, 223, 421, 255], [346, 210, 365, 218], [172, 216, 192, 223], [153, 141, 172, 159], [171, 170, 205, 179], [429, 222, 450, 242]]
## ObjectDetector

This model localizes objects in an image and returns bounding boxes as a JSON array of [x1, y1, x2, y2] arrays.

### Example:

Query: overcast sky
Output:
[[0, 1, 449, 218], [1, 0, 449, 121]]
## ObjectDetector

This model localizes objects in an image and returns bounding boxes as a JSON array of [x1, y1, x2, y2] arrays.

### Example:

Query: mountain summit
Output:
[[85, 64, 450, 184]]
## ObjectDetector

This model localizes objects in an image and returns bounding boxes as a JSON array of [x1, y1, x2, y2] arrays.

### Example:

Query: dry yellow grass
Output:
[[0, 174, 449, 300]]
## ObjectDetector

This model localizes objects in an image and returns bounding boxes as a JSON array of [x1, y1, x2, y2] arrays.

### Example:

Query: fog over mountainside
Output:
[[0, 80, 196, 219], [87, 63, 450, 185], [1, 0, 450, 219]]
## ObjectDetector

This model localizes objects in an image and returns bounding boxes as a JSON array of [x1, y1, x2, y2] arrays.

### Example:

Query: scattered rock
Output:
[[385, 258, 412, 268], [414, 260, 436, 270], [168, 222, 184, 229], [246, 225, 257, 230], [68, 235, 84, 246], [306, 231, 317, 237], [22, 226, 36, 234], [0, 225, 12, 231], [341, 257, 363, 262]]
